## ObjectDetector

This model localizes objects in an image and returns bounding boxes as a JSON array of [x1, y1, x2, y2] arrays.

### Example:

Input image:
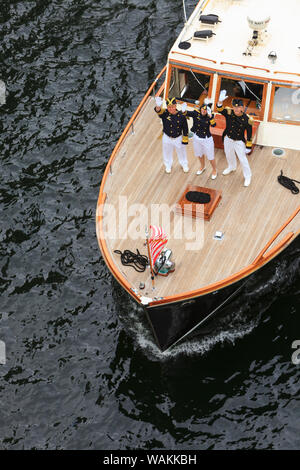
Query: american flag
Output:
[[148, 225, 167, 265]]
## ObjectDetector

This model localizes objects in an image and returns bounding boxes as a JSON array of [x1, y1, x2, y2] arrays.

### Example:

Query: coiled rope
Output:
[[114, 249, 148, 272], [278, 171, 300, 195]]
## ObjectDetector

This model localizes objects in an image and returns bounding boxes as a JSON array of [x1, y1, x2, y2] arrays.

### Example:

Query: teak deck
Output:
[[98, 97, 300, 300]]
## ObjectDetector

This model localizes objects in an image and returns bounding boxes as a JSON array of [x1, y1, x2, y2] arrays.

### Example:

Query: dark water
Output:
[[0, 0, 299, 450]]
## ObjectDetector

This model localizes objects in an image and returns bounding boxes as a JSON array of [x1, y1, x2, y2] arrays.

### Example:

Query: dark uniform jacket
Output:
[[216, 104, 253, 148], [155, 108, 189, 144], [186, 110, 216, 138]]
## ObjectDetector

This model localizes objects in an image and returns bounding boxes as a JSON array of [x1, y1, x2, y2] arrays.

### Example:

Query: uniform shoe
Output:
[[182, 165, 189, 173], [222, 167, 236, 175], [211, 172, 217, 180], [196, 167, 206, 175], [244, 177, 251, 187], [165, 167, 172, 174]]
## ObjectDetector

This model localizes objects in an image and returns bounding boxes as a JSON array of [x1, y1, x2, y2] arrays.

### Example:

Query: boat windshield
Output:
[[217, 76, 265, 119], [168, 67, 213, 106], [167, 64, 267, 119], [270, 85, 300, 124]]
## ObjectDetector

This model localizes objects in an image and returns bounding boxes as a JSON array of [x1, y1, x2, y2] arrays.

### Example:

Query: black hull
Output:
[[145, 234, 300, 351]]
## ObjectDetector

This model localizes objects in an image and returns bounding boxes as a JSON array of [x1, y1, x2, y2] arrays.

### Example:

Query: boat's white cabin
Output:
[[165, 0, 300, 149]]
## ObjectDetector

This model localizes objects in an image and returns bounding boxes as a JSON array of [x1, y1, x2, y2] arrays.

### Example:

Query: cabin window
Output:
[[217, 76, 265, 120], [269, 85, 300, 124], [168, 67, 213, 106]]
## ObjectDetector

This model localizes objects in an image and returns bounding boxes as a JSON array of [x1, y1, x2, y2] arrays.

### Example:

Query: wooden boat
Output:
[[96, 0, 300, 351]]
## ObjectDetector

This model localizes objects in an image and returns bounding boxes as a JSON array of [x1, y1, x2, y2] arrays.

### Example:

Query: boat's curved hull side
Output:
[[145, 232, 300, 351]]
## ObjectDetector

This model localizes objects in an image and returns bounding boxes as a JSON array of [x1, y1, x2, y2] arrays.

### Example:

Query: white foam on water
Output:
[[132, 318, 258, 361], [121, 257, 299, 361], [122, 286, 267, 360]]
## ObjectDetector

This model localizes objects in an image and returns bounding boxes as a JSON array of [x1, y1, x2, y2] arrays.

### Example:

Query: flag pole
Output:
[[145, 226, 155, 290]]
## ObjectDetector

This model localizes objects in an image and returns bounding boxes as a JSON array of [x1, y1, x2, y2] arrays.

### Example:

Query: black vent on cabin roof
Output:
[[199, 14, 221, 25], [194, 30, 216, 39]]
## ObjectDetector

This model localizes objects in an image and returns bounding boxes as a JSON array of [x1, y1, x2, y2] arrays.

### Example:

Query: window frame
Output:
[[268, 83, 300, 126], [215, 73, 268, 121], [166, 64, 214, 108]]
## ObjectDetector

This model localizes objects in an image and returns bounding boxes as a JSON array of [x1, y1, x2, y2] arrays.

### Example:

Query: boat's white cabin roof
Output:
[[172, 0, 300, 82]]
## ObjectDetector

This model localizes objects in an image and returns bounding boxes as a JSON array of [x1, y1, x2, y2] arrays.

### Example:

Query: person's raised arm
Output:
[[154, 96, 163, 113], [216, 90, 228, 114]]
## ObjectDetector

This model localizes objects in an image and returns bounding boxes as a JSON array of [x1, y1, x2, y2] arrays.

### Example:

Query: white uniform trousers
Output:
[[162, 134, 188, 170], [192, 134, 215, 160], [224, 136, 252, 179]]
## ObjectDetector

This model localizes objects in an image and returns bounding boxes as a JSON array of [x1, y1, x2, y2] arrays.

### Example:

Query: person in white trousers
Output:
[[217, 91, 253, 187], [154, 96, 189, 173], [183, 100, 218, 179]]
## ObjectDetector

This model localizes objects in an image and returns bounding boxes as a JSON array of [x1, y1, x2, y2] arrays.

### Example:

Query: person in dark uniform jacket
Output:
[[184, 101, 217, 179], [154, 96, 189, 173], [217, 91, 253, 187]]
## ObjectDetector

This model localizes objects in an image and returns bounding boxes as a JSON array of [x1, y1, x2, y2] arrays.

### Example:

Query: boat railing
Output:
[[97, 67, 167, 302], [252, 205, 300, 265], [170, 51, 217, 64], [96, 191, 141, 303], [273, 71, 300, 78], [220, 62, 271, 74]]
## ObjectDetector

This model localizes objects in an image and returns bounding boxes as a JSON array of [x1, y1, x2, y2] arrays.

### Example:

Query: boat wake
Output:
[[121, 296, 260, 360], [117, 253, 299, 360], [135, 319, 258, 360]]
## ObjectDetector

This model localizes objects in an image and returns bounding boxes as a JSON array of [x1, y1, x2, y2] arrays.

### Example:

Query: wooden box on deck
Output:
[[175, 184, 222, 221]]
